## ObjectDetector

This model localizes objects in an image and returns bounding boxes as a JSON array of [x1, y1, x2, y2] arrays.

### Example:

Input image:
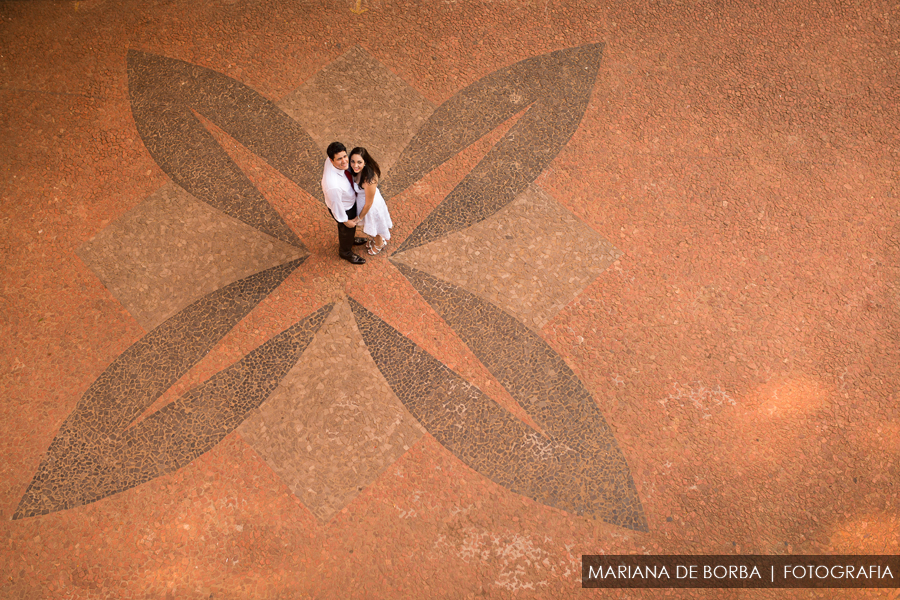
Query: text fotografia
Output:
[[588, 564, 889, 581], [581, 555, 899, 589]]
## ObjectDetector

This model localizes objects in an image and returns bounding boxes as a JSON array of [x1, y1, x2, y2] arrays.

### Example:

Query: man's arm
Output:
[[324, 186, 349, 223]]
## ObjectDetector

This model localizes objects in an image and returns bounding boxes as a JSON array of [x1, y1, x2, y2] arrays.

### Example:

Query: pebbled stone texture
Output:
[[394, 183, 621, 330], [238, 299, 425, 522], [1, 0, 897, 597], [77, 183, 307, 329]]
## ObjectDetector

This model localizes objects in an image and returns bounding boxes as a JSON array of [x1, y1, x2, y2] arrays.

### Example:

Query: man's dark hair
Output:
[[326, 141, 346, 160]]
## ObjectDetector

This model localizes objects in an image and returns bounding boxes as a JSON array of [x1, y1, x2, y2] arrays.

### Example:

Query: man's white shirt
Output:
[[321, 158, 356, 223]]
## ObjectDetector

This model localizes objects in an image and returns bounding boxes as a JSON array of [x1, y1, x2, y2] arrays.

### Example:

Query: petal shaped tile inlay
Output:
[[128, 49, 324, 244], [349, 293, 647, 531], [14, 259, 310, 519], [383, 43, 604, 253]]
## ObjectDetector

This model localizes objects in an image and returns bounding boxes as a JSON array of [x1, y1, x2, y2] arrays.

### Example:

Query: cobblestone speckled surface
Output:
[[1, 0, 897, 597]]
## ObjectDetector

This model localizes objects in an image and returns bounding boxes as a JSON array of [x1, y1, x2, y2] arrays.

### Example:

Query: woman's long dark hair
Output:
[[349, 147, 381, 190]]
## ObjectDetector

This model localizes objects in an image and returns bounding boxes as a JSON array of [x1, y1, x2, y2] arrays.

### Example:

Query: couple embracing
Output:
[[321, 141, 393, 265]]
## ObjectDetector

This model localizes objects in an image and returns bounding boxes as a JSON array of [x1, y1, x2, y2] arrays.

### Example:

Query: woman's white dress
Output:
[[355, 182, 392, 240]]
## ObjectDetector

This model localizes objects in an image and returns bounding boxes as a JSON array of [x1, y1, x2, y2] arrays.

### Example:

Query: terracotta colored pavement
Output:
[[1, 0, 897, 598]]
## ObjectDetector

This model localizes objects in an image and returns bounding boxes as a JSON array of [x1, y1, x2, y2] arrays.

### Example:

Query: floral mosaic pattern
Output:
[[16, 44, 646, 531]]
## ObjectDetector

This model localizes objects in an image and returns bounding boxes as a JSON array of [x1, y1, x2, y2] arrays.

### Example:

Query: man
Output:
[[321, 141, 367, 264]]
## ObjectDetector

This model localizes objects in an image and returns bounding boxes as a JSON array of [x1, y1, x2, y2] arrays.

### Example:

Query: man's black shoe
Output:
[[353, 237, 368, 246], [341, 253, 366, 265]]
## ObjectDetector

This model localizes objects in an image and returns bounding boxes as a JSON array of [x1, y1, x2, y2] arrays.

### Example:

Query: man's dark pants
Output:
[[336, 202, 358, 259]]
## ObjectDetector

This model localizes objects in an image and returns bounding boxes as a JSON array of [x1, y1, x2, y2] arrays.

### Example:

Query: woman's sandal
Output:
[[367, 240, 387, 255]]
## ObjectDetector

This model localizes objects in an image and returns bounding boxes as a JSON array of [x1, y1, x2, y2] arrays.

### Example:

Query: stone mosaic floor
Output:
[[1, 0, 897, 598]]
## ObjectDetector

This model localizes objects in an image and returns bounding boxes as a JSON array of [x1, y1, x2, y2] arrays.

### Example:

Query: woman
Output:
[[348, 147, 392, 255]]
